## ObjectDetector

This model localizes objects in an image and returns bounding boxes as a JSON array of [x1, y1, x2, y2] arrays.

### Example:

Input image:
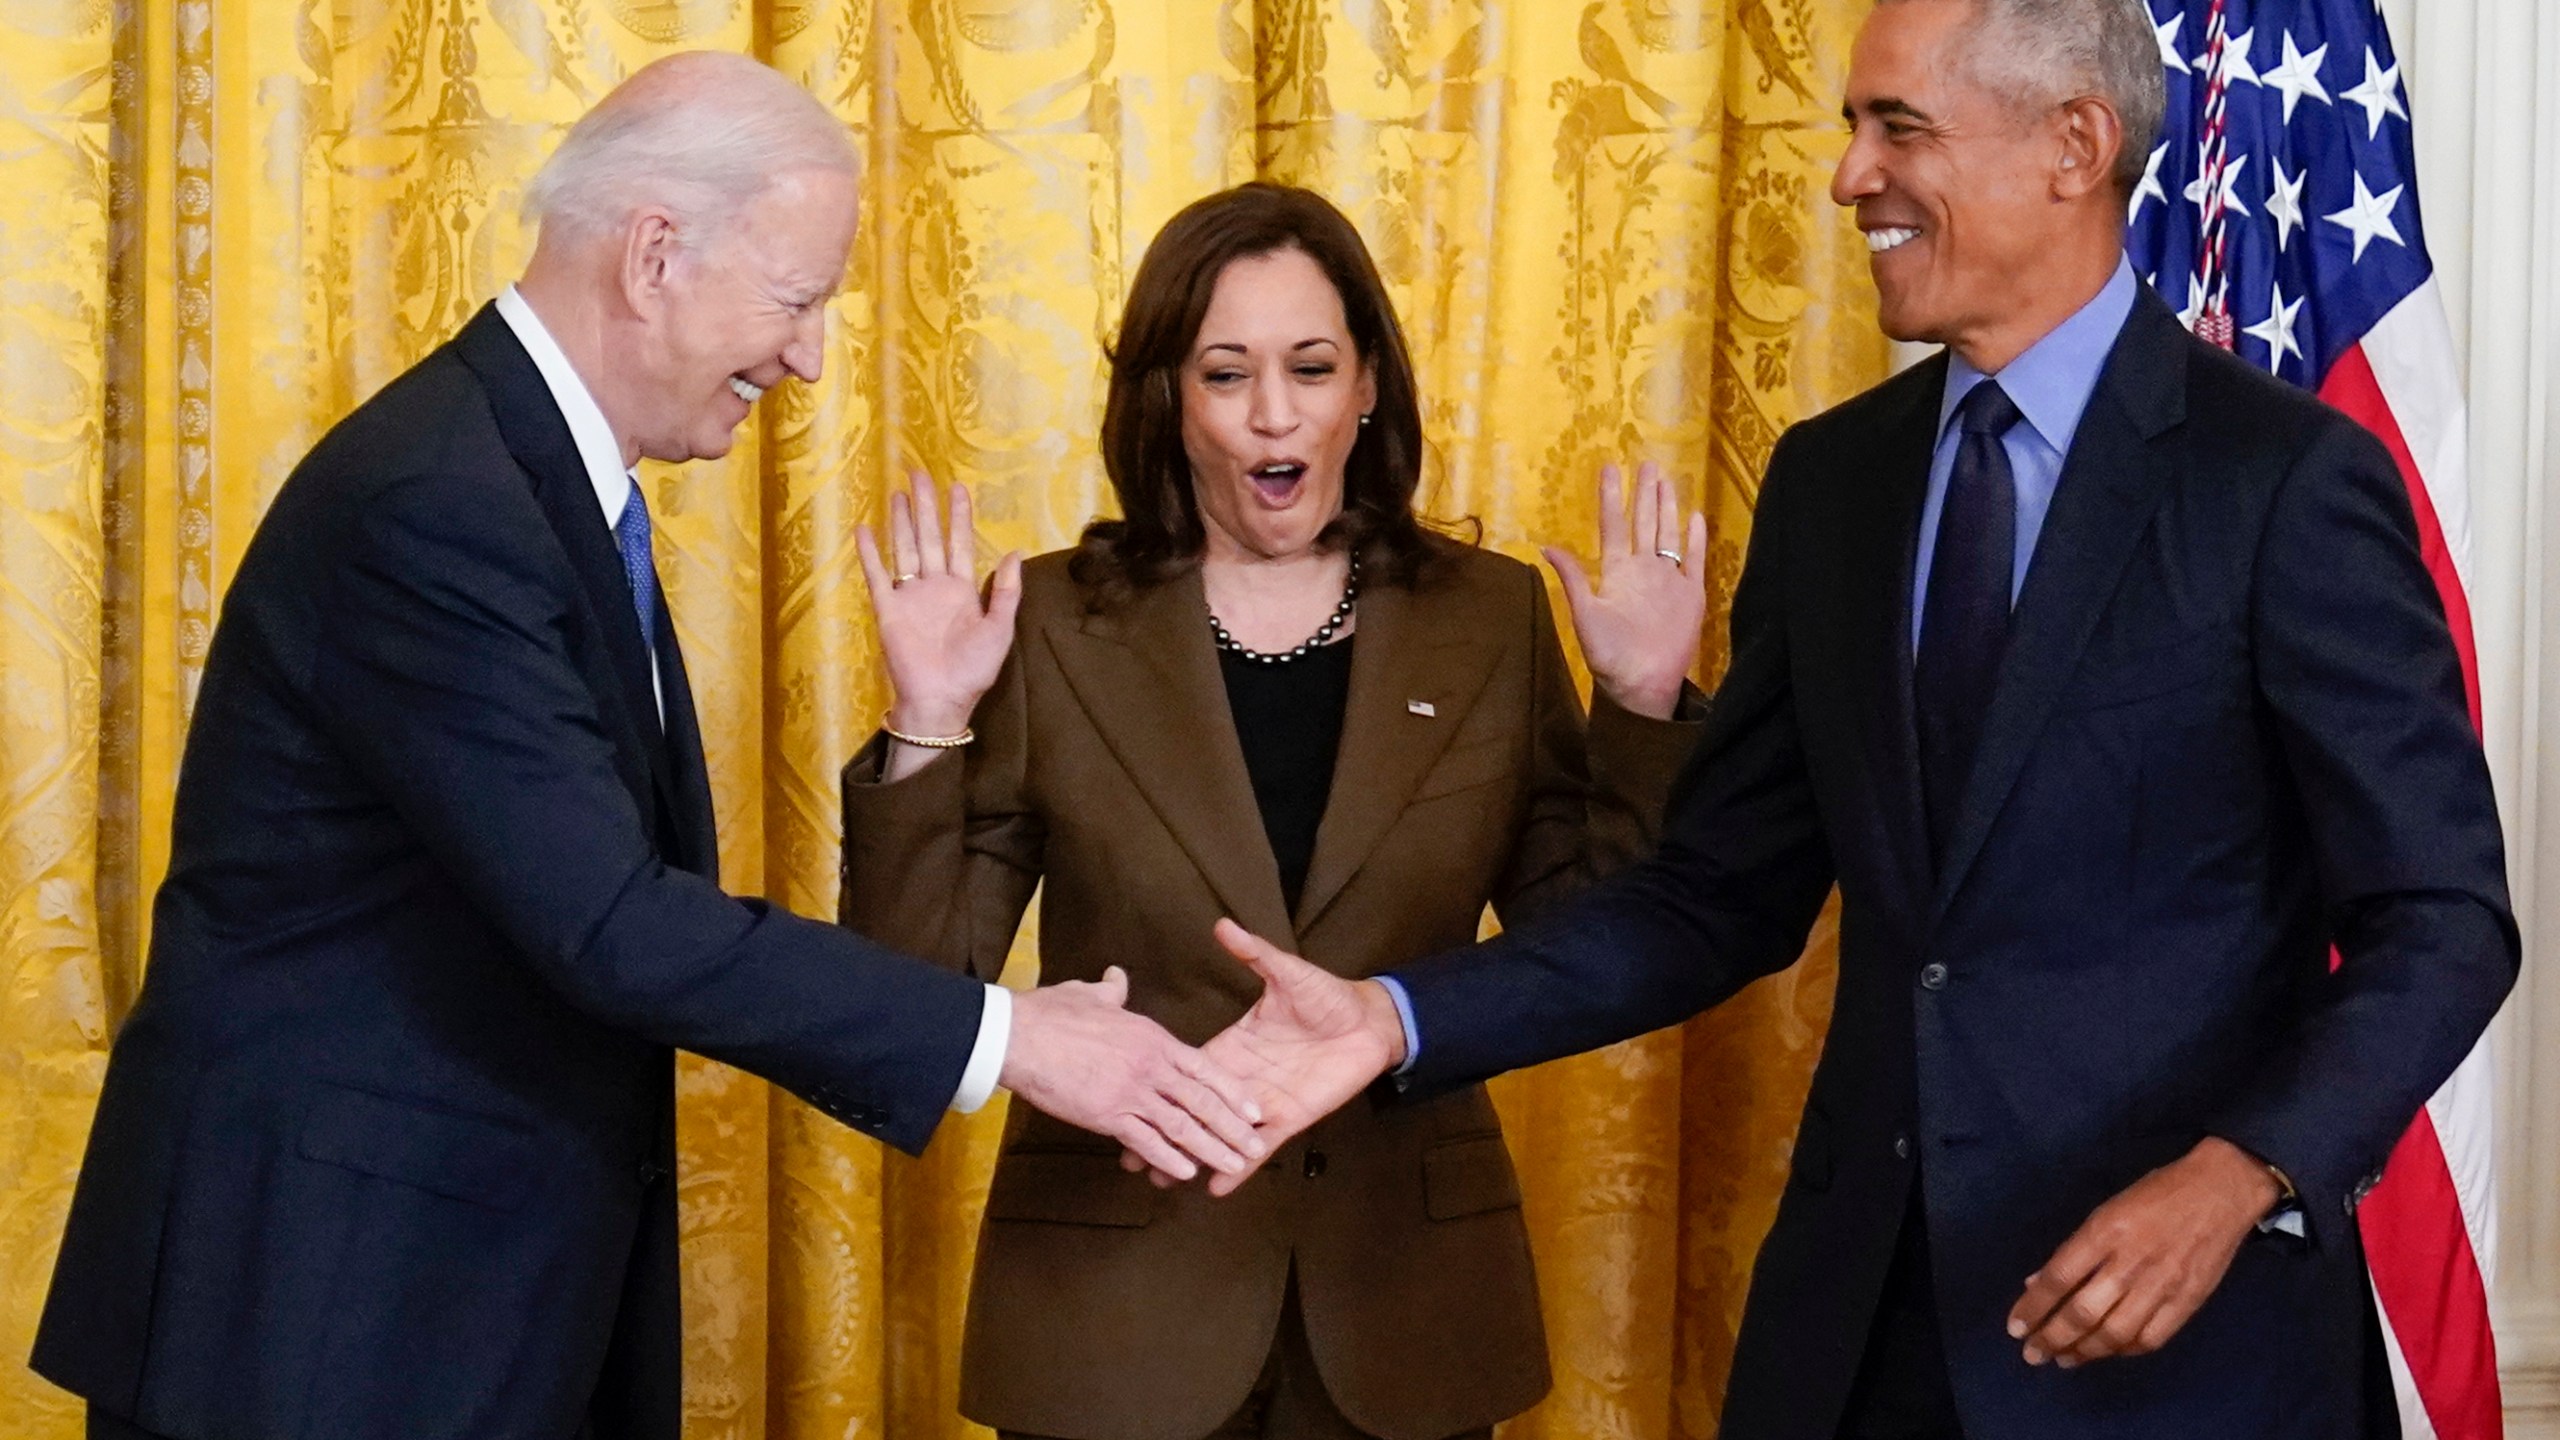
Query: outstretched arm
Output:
[[317, 468, 1262, 1176], [1144, 435, 1839, 1188]]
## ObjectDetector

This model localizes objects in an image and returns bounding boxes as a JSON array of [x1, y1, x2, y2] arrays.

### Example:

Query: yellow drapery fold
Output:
[[0, 2, 1883, 1435]]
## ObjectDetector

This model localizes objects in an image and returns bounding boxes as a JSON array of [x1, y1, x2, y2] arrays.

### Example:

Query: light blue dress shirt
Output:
[[1910, 258, 2140, 652]]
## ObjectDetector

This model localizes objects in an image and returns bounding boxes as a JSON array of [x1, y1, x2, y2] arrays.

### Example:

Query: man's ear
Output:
[[619, 207, 682, 318], [2053, 94, 2124, 202]]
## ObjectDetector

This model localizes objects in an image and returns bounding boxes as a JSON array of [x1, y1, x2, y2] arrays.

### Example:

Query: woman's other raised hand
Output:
[[1540, 462, 1708, 720]]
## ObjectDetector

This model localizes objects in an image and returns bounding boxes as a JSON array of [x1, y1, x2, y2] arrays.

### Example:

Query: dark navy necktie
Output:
[[1915, 379, 2022, 866], [613, 478, 659, 657]]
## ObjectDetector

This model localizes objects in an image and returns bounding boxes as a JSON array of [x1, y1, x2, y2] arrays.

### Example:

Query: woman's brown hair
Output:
[[1074, 182, 1447, 595]]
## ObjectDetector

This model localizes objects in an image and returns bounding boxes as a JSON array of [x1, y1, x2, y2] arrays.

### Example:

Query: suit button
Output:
[[1303, 1150, 1328, 1180], [1893, 1133, 1913, 1161], [638, 1160, 669, 1187], [1918, 963, 1948, 991]]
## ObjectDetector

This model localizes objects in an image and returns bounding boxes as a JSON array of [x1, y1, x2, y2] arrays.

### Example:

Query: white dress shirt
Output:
[[491, 285, 1010, 1114]]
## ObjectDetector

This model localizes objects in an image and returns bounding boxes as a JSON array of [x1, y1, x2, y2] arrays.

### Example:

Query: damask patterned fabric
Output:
[[0, 2, 1881, 1436]]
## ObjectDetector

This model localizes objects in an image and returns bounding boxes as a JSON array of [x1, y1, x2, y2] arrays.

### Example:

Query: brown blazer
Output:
[[839, 539, 1699, 1440]]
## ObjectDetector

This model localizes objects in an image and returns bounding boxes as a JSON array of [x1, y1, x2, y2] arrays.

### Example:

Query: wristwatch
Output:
[[2256, 1158, 2305, 1236]]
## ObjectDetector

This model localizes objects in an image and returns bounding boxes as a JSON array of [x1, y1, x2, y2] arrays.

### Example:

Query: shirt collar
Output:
[[494, 284, 635, 529], [1937, 255, 2140, 455]]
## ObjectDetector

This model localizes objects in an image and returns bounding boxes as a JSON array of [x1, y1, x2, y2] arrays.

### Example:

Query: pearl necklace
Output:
[[1207, 556, 1362, 665]]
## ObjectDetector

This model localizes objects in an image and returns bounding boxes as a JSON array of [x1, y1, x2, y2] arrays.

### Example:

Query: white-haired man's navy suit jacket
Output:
[[32, 305, 990, 1440]]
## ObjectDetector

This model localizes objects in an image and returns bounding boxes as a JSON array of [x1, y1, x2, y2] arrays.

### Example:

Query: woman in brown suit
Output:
[[839, 183, 1707, 1440]]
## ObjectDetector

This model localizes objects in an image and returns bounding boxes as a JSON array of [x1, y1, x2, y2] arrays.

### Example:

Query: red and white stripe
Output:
[[2316, 277, 2505, 1440], [2192, 0, 2240, 350]]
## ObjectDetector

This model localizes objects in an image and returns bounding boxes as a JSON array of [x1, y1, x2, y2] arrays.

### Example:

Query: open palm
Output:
[[1541, 462, 1708, 720], [855, 473, 1023, 737]]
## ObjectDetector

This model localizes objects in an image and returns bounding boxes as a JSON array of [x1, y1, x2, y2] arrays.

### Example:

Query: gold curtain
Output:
[[0, 1, 1884, 1435]]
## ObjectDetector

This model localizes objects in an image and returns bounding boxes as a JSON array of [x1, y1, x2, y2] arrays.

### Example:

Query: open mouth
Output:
[[1864, 226, 1921, 255], [729, 375, 766, 405], [1247, 461, 1307, 506]]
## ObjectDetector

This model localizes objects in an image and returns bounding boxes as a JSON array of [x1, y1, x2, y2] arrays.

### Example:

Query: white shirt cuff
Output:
[[2258, 1204, 2307, 1237], [950, 983, 1011, 1114]]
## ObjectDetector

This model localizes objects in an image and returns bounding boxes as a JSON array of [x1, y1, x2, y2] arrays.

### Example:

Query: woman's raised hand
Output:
[[1540, 462, 1708, 720], [856, 473, 1024, 752]]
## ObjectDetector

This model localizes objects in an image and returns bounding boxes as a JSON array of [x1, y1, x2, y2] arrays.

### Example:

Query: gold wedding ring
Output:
[[1654, 549, 1683, 565], [893, 571, 920, 586]]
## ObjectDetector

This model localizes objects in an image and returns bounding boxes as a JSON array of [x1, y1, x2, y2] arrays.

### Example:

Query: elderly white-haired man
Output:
[[32, 52, 1266, 1440], [1178, 0, 2517, 1436]]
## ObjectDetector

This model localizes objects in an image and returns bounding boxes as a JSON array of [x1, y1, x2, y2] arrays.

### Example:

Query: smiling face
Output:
[[1831, 0, 2088, 365], [1180, 247, 1377, 564], [623, 167, 857, 463]]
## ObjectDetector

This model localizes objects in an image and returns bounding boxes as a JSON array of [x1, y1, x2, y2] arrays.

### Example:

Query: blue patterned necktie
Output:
[[1915, 379, 2023, 866], [613, 478, 658, 656]]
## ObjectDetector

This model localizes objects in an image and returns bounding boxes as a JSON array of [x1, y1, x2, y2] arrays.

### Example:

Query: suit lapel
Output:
[[1840, 362, 1941, 923], [1931, 293, 2189, 914], [1046, 571, 1295, 942], [652, 596, 721, 881], [448, 305, 681, 857], [1293, 572, 1499, 934]]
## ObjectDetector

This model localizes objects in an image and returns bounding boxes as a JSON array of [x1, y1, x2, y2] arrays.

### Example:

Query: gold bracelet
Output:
[[883, 714, 974, 749]]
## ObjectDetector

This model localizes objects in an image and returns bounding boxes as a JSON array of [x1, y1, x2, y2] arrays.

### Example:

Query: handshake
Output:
[[997, 919, 1403, 1193]]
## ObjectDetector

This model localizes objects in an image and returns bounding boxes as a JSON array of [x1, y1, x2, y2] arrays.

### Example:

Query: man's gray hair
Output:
[[522, 52, 859, 248], [1931, 0, 2167, 193]]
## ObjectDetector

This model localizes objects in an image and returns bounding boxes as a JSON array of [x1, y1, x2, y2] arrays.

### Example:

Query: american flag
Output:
[[2127, 1, 2500, 1436]]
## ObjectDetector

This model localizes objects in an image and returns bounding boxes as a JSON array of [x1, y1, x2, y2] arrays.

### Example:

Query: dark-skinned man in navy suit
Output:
[[1166, 1, 2517, 1436]]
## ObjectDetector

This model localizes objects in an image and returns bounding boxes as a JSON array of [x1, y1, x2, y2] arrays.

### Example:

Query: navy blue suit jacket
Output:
[[1391, 289, 2516, 1440], [32, 307, 986, 1440]]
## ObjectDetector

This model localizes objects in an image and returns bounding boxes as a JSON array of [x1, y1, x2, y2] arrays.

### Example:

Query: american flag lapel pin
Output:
[[1407, 699, 1436, 717]]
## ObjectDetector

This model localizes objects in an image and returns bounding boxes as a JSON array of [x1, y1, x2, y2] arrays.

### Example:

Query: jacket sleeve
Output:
[[2207, 417, 2518, 1252], [837, 622, 1044, 982], [1394, 435, 1839, 1095], [308, 468, 985, 1156], [1488, 569, 1707, 929]]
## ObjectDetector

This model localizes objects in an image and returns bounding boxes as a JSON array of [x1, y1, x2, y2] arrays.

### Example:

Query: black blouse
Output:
[[1217, 637, 1356, 911]]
